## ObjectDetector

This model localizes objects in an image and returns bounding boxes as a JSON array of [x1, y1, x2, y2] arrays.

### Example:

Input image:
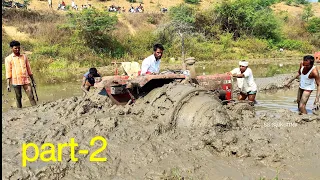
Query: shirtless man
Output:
[[315, 51, 320, 71], [286, 55, 320, 114]]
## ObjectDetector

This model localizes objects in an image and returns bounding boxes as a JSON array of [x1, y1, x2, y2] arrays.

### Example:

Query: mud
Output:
[[2, 73, 320, 180]]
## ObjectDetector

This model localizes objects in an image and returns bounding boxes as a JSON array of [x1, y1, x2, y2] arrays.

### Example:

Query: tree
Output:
[[64, 8, 118, 51], [302, 4, 314, 21], [213, 0, 281, 40], [252, 9, 281, 41], [306, 17, 320, 33], [169, 3, 196, 24]]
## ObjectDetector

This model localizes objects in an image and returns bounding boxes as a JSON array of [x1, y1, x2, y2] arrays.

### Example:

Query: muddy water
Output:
[[256, 88, 317, 114], [2, 79, 316, 115], [1, 81, 82, 112], [196, 63, 298, 77]]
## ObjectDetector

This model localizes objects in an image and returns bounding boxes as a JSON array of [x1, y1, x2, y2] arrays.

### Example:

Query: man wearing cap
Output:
[[227, 60, 257, 103]]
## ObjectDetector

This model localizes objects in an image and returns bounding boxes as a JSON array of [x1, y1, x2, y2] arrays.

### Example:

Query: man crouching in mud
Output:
[[226, 60, 257, 104], [5, 40, 37, 108], [286, 55, 320, 114], [81, 67, 101, 96]]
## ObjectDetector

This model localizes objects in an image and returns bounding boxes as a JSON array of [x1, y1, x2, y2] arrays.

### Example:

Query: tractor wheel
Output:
[[133, 83, 231, 129]]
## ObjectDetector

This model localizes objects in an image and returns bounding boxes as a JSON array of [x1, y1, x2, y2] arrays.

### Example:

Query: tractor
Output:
[[94, 58, 233, 105]]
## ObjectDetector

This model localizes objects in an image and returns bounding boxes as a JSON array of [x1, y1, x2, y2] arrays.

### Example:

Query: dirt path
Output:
[[2, 25, 34, 42], [117, 15, 136, 36]]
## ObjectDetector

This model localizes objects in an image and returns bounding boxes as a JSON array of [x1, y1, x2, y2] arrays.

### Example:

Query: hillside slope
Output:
[[27, 0, 320, 17]]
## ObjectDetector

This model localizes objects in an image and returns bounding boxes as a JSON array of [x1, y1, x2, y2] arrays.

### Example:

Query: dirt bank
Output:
[[2, 74, 320, 180]]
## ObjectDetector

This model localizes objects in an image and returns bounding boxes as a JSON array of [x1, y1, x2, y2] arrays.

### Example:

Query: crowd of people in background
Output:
[[55, 0, 91, 11], [50, 0, 168, 13]]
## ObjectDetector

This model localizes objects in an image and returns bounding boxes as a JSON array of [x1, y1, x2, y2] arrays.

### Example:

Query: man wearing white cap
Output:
[[227, 60, 257, 102]]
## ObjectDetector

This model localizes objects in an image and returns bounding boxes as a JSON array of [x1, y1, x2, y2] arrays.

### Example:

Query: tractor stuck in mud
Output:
[[95, 58, 233, 106]]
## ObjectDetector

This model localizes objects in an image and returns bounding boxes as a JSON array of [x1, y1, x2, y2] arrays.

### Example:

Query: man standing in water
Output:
[[286, 55, 320, 114], [5, 40, 37, 108], [227, 60, 258, 103]]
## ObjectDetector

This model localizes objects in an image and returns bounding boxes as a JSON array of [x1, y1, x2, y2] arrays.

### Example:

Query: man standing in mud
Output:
[[140, 44, 164, 75], [227, 60, 257, 103], [5, 40, 37, 108], [286, 55, 320, 114]]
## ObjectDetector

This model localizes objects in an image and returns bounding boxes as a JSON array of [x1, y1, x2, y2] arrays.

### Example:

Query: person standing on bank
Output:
[[140, 43, 164, 75], [286, 55, 320, 114], [227, 60, 258, 103], [5, 40, 37, 108]]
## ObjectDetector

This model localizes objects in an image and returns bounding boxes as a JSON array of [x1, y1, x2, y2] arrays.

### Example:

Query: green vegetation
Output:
[[2, 1, 319, 83], [184, 0, 200, 4], [285, 0, 309, 5]]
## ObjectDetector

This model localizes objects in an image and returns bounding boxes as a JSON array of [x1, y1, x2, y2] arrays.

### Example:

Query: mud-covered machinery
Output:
[[95, 58, 233, 105]]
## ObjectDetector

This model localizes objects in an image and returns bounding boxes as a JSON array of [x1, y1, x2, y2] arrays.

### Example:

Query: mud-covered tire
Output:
[[133, 83, 231, 129]]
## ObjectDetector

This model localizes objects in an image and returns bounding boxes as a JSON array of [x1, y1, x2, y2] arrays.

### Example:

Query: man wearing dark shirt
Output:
[[82, 68, 101, 92]]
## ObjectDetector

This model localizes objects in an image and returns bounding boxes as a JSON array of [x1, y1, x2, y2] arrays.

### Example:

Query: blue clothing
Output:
[[84, 72, 100, 86]]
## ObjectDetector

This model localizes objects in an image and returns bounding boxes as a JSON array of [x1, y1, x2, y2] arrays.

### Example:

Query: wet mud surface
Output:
[[2, 74, 320, 180]]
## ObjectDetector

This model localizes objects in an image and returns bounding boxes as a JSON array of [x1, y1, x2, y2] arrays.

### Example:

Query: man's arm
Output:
[[285, 63, 302, 86], [313, 69, 320, 104], [285, 73, 300, 86], [6, 78, 11, 92], [82, 77, 87, 87], [140, 59, 150, 75], [5, 57, 12, 92], [25, 56, 36, 85], [227, 68, 240, 77], [81, 76, 89, 92]]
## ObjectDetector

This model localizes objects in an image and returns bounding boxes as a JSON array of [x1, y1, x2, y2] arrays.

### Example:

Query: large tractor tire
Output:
[[132, 83, 231, 130]]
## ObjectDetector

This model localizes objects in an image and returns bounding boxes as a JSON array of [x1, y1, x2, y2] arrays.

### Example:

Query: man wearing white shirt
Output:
[[227, 60, 257, 102], [140, 44, 164, 75]]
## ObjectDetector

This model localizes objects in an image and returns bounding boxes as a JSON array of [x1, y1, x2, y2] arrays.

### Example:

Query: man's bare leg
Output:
[[297, 88, 303, 110], [299, 90, 312, 114]]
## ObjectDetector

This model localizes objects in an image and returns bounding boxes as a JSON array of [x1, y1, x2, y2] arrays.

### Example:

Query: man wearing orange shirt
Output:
[[5, 40, 37, 108]]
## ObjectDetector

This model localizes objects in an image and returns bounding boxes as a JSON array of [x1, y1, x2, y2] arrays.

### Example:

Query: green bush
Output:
[[184, 0, 200, 4], [285, 0, 293, 5], [34, 45, 59, 57], [194, 8, 221, 39], [233, 38, 269, 54], [64, 8, 118, 51], [302, 4, 314, 21], [252, 9, 282, 41], [213, 0, 281, 40], [306, 17, 320, 33], [277, 39, 313, 52], [294, 0, 309, 5], [123, 30, 157, 60], [169, 3, 196, 24]]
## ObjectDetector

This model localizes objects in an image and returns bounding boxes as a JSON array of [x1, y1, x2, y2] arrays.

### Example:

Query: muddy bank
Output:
[[2, 75, 320, 180], [255, 73, 299, 91]]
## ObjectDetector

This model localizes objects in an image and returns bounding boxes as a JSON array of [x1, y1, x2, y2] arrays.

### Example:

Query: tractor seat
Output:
[[121, 62, 141, 78]]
